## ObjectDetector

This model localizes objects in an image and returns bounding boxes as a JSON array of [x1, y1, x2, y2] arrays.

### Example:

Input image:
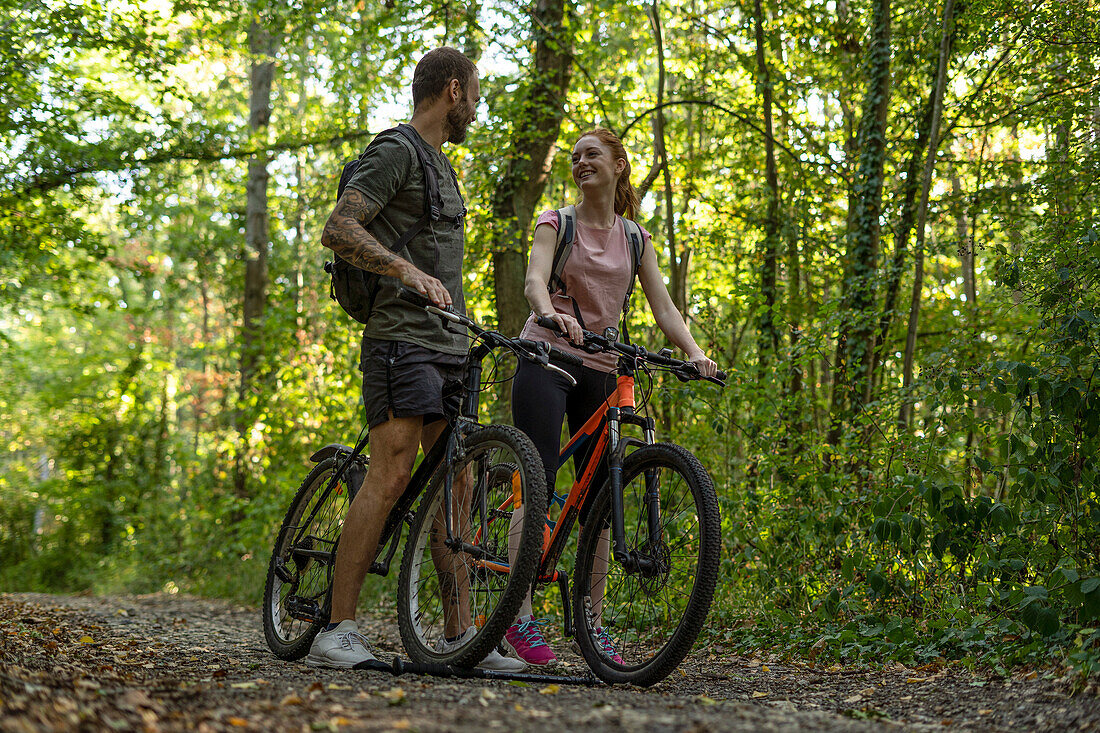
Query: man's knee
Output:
[[357, 414, 423, 502]]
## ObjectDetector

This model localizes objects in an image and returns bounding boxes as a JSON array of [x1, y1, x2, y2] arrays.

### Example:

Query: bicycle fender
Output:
[[309, 443, 359, 463]]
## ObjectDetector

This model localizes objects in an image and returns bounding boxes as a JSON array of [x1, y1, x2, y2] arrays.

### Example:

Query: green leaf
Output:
[[1081, 578, 1100, 594]]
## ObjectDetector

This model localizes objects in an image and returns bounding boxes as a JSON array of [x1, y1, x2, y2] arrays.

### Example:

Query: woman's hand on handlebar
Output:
[[686, 350, 718, 379], [540, 312, 584, 346]]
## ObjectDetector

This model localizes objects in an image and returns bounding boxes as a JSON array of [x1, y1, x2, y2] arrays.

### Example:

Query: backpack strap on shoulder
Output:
[[619, 216, 646, 344], [548, 204, 576, 296], [390, 124, 465, 255]]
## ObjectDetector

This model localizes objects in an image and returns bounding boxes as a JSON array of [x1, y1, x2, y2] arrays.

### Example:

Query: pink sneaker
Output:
[[595, 626, 624, 665], [504, 616, 558, 665]]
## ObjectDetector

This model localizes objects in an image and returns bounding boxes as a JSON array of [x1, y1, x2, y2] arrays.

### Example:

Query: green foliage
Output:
[[3, 0, 1098, 676]]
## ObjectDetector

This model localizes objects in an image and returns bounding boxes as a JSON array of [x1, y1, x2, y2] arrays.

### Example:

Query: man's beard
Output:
[[445, 98, 473, 144]]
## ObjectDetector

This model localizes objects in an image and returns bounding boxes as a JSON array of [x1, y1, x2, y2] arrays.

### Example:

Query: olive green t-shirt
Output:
[[344, 126, 468, 355]]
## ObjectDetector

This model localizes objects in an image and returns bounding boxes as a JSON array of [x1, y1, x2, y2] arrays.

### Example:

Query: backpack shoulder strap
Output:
[[548, 204, 576, 295], [393, 123, 442, 221], [619, 216, 646, 344], [620, 216, 645, 303]]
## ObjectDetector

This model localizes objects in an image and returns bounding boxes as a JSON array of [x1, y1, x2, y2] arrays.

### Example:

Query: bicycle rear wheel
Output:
[[572, 442, 720, 686], [397, 425, 546, 667], [262, 456, 360, 660]]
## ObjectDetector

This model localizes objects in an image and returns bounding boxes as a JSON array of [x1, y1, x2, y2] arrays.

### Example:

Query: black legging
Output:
[[511, 358, 616, 511]]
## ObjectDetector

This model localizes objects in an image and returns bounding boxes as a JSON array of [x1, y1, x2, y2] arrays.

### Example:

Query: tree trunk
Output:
[[651, 2, 688, 316], [753, 0, 781, 368], [899, 0, 956, 428], [236, 18, 277, 496], [952, 173, 976, 309], [489, 0, 573, 341], [872, 0, 959, 380], [827, 0, 892, 447]]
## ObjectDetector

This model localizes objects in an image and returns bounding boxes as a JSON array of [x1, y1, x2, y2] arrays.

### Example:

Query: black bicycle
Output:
[[262, 291, 578, 668]]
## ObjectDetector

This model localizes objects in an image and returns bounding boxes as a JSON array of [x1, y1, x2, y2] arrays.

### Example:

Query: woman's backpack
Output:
[[325, 124, 465, 324]]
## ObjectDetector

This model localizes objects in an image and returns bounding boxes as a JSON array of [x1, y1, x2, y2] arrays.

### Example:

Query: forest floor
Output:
[[1, 593, 1097, 732]]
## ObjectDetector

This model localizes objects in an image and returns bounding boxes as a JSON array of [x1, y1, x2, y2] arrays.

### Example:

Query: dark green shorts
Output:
[[360, 338, 464, 430]]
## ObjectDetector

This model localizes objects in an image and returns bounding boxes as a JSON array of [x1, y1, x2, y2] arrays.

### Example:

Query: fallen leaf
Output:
[[212, 669, 228, 678], [481, 689, 497, 700], [391, 721, 411, 730], [696, 695, 718, 706], [380, 687, 406, 706], [1025, 671, 1038, 680], [843, 695, 863, 704], [539, 684, 560, 695], [906, 678, 927, 684], [826, 665, 841, 673], [281, 694, 304, 706], [978, 709, 993, 715], [508, 680, 529, 688], [752, 691, 768, 698], [326, 683, 352, 691], [115, 609, 129, 617], [227, 717, 249, 727], [78, 636, 95, 644], [230, 682, 257, 689]]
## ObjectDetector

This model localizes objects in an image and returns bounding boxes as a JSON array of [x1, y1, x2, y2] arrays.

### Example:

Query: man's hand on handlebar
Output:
[[397, 262, 451, 308]]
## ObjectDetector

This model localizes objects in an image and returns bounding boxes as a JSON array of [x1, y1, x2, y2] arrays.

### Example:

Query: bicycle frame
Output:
[[289, 335, 502, 590], [535, 358, 659, 587]]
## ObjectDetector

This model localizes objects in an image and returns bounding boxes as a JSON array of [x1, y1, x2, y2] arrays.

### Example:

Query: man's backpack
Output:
[[325, 123, 466, 324], [547, 204, 645, 339]]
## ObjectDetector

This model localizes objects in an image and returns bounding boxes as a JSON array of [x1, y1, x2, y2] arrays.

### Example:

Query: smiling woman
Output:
[[500, 128, 718, 666]]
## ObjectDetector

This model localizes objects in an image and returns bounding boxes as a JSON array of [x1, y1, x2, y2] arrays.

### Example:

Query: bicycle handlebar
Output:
[[398, 289, 580, 385], [534, 315, 727, 386]]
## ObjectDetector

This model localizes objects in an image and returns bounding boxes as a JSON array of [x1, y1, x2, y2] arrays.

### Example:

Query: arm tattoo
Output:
[[321, 189, 403, 276]]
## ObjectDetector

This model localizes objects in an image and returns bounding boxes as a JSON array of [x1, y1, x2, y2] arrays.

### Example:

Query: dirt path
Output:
[[1, 593, 1096, 732]]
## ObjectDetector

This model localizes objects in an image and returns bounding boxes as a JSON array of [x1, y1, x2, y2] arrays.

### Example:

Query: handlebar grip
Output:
[[398, 288, 432, 309], [535, 314, 565, 335], [548, 346, 583, 368], [716, 370, 727, 381]]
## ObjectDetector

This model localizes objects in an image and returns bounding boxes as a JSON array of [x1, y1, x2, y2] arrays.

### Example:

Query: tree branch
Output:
[[619, 98, 803, 168]]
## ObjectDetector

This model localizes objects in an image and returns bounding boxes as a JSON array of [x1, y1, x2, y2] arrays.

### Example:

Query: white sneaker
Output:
[[434, 626, 527, 672], [306, 620, 377, 669]]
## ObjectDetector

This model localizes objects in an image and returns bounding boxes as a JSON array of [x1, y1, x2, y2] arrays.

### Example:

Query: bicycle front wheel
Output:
[[397, 425, 546, 667], [573, 443, 720, 686], [262, 456, 358, 660]]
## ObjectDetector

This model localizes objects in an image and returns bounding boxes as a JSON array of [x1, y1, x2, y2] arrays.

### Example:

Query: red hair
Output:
[[574, 128, 641, 220]]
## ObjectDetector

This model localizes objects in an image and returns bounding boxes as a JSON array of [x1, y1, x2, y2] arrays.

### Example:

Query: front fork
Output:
[[606, 408, 661, 576]]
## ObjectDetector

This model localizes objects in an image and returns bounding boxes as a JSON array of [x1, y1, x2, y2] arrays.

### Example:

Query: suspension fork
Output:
[[607, 407, 631, 568], [607, 408, 663, 574]]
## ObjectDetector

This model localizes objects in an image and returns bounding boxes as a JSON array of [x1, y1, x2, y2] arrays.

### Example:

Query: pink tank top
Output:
[[519, 209, 651, 373]]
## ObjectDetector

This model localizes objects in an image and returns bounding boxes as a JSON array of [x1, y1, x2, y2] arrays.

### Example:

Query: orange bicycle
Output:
[[486, 317, 726, 686]]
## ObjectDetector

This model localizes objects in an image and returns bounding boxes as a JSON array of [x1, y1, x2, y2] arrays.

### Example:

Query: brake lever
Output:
[[544, 361, 578, 387]]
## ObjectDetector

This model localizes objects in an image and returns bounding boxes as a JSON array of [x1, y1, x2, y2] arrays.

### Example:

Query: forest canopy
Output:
[[2, 0, 1099, 670]]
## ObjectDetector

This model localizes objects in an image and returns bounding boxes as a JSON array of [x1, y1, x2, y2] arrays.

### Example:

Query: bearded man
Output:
[[309, 47, 522, 673]]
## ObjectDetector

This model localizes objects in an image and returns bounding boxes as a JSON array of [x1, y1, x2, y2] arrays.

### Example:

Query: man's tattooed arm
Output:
[[321, 189, 409, 277], [322, 187, 453, 306]]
